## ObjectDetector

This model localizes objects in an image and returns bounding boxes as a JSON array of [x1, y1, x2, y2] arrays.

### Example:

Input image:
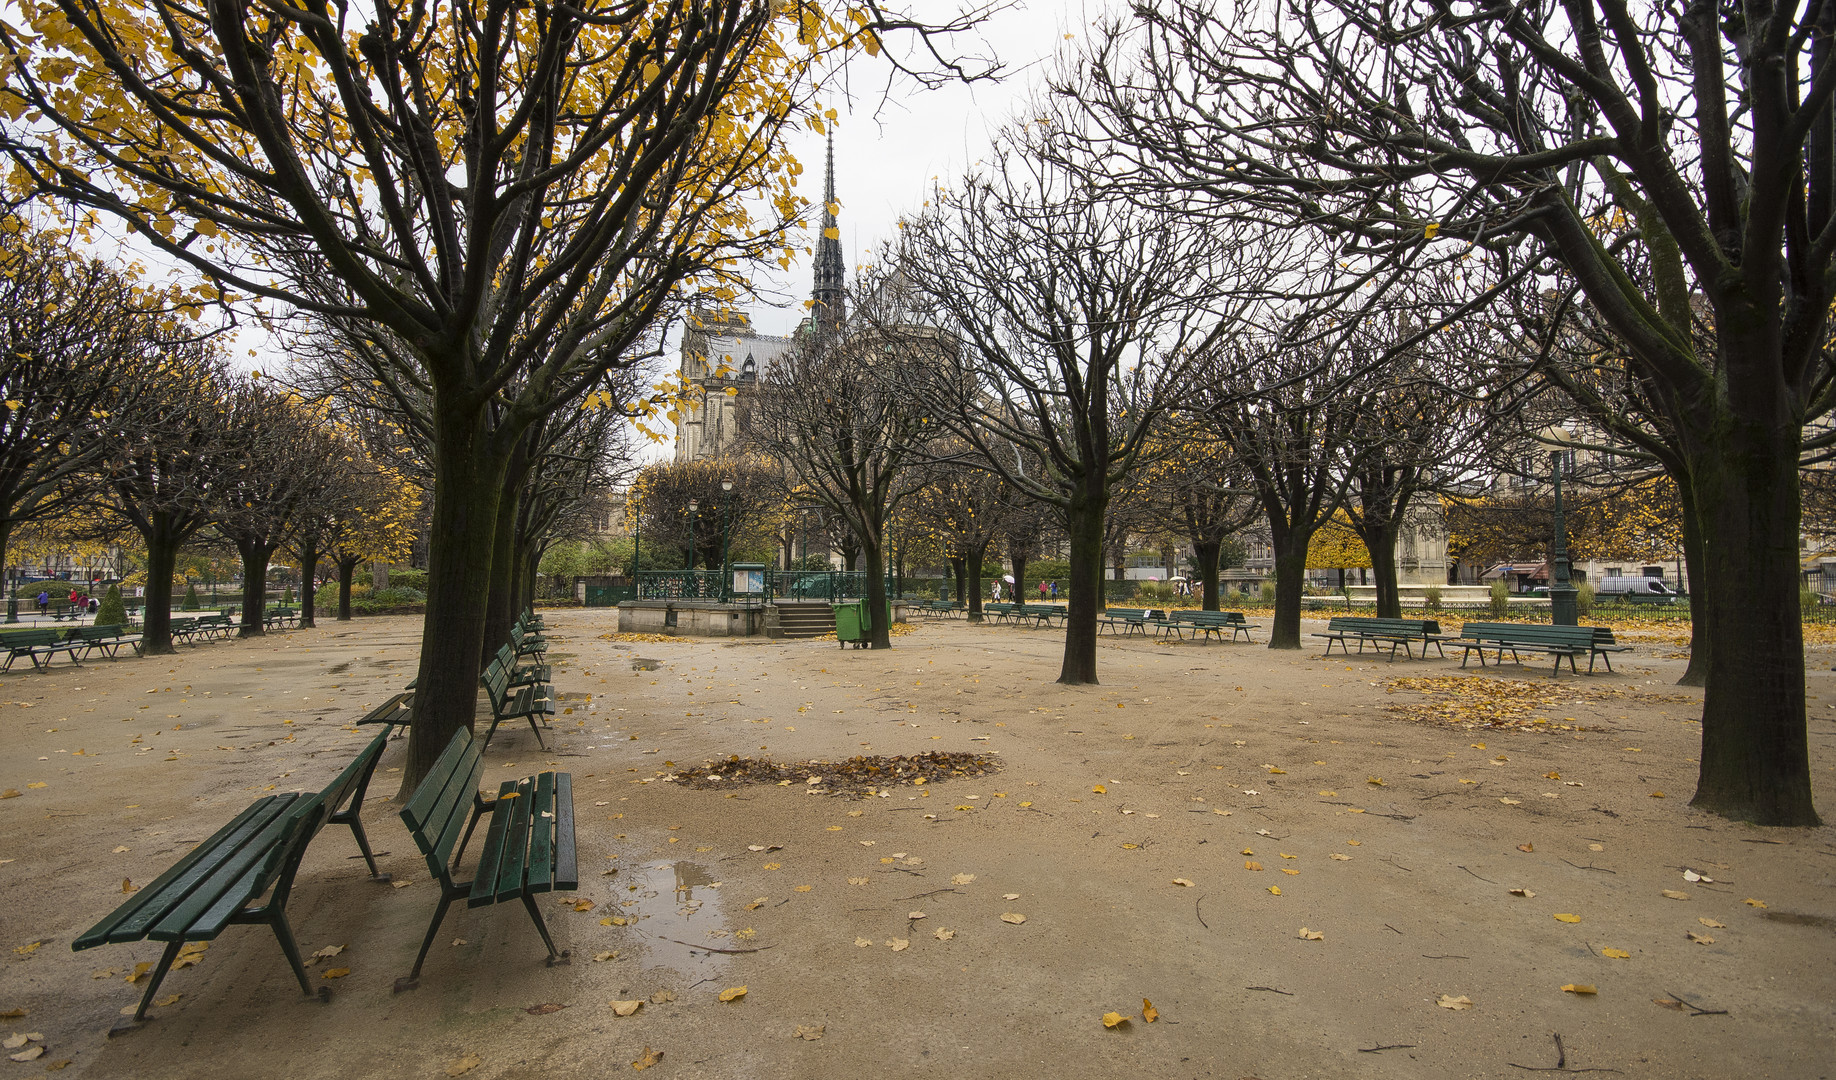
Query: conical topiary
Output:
[[95, 585, 126, 627], [182, 583, 200, 611]]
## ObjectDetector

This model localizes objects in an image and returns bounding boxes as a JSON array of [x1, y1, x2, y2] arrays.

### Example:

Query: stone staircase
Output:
[[772, 601, 836, 638]]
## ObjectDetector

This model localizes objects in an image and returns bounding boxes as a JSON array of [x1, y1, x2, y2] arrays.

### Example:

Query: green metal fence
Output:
[[634, 569, 894, 604]]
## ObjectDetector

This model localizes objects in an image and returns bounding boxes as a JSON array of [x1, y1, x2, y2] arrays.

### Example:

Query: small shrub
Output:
[[1259, 581, 1275, 605], [1422, 585, 1442, 610], [282, 586, 295, 604], [1802, 587, 1823, 613], [371, 586, 427, 605], [182, 584, 200, 611], [1575, 580, 1595, 617], [388, 569, 429, 592], [95, 585, 126, 627], [1489, 579, 1510, 617], [1135, 581, 1176, 603]]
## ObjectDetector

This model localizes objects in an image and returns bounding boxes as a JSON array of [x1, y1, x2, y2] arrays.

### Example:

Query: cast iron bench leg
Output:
[[129, 940, 184, 1022], [267, 908, 316, 998], [398, 888, 460, 991], [519, 892, 566, 965]]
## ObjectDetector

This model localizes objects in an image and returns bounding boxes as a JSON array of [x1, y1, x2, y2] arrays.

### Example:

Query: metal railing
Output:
[[635, 569, 894, 604]]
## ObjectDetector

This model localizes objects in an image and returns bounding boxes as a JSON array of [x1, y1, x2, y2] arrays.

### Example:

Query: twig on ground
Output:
[[1383, 924, 1403, 935], [663, 939, 776, 955], [1358, 1044, 1417, 1053], [1456, 864, 1497, 883], [1195, 895, 1208, 929], [1560, 859, 1617, 874], [1421, 954, 1469, 960], [1245, 986, 1293, 995], [1508, 1034, 1620, 1073], [893, 888, 958, 901], [1663, 991, 1729, 1017]]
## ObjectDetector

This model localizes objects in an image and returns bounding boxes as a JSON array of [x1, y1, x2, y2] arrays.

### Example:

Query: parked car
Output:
[[1595, 576, 1679, 602]]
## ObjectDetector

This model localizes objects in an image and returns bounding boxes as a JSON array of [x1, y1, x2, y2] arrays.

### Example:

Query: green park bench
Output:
[[1018, 604, 1067, 627], [264, 606, 298, 630], [495, 642, 551, 686], [482, 653, 555, 750], [1456, 622, 1631, 675], [357, 691, 415, 735], [0, 628, 84, 671], [1153, 609, 1257, 643], [174, 614, 235, 644], [393, 728, 576, 992], [72, 731, 391, 1024], [69, 624, 143, 661], [982, 602, 1017, 623], [1098, 607, 1159, 637], [509, 621, 546, 659], [1312, 616, 1448, 660]]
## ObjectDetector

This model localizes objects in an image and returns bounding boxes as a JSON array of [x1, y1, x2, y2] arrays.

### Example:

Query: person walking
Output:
[[36, 589, 48, 616], [1050, 580, 1059, 601]]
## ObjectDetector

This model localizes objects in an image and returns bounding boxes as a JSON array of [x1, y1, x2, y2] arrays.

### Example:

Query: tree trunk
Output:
[[1194, 539, 1222, 611], [966, 540, 990, 622], [1358, 524, 1403, 619], [1012, 550, 1029, 604], [1688, 423, 1819, 825], [862, 535, 892, 649], [295, 536, 320, 628], [482, 484, 520, 666], [949, 554, 965, 604], [140, 523, 179, 655], [337, 556, 358, 620], [1267, 524, 1310, 649], [401, 414, 509, 795], [1059, 486, 1107, 685], [1675, 477, 1710, 687], [235, 540, 275, 637]]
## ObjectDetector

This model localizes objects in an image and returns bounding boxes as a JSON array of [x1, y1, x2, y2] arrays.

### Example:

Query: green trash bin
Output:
[[834, 601, 866, 648]]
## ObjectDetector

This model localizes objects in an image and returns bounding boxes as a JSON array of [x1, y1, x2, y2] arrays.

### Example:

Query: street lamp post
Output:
[[1544, 427, 1579, 626], [719, 477, 734, 601], [687, 498, 700, 574]]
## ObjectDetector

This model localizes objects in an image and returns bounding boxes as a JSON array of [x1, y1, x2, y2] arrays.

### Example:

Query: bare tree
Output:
[[894, 100, 1258, 683], [1133, 426, 1260, 611], [746, 274, 941, 649], [1070, 0, 1826, 823]]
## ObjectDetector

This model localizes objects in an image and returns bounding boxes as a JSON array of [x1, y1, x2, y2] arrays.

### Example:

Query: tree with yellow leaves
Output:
[[0, 0, 996, 782]]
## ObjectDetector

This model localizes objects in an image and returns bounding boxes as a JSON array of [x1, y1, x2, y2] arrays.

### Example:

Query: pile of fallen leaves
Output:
[[1380, 676, 1667, 733], [598, 632, 679, 643], [666, 751, 1001, 795]]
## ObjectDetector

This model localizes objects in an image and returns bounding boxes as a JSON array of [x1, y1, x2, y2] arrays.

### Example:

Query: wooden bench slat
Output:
[[147, 800, 315, 942], [73, 796, 291, 950], [468, 779, 519, 907], [178, 795, 326, 940], [551, 773, 577, 891], [527, 771, 557, 894], [402, 731, 479, 842], [492, 774, 537, 904]]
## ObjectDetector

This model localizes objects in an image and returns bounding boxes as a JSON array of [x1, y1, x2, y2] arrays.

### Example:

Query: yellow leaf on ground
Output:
[[1101, 1011, 1129, 1028], [1662, 890, 1690, 901], [718, 986, 748, 1002], [649, 990, 676, 1004], [1601, 948, 1631, 959], [1436, 994, 1474, 1010], [794, 1024, 825, 1041], [795, 885, 812, 893], [1744, 898, 1768, 908], [1297, 928, 1323, 940], [13, 943, 41, 958], [124, 961, 152, 983], [1509, 888, 1536, 898], [1367, 777, 1385, 786], [1268, 886, 1281, 895], [632, 1046, 663, 1070], [1330, 853, 1352, 861], [1142, 999, 1159, 1022], [1553, 914, 1581, 924], [1649, 791, 1665, 798], [1000, 912, 1026, 924], [1686, 931, 1715, 944], [322, 967, 350, 979], [153, 994, 180, 1007], [1698, 918, 1727, 929], [887, 938, 909, 951], [1171, 878, 1195, 887], [445, 1055, 481, 1077], [9, 1047, 44, 1063], [1092, 785, 1107, 794], [1245, 861, 1263, 871], [611, 1000, 643, 1017], [950, 873, 975, 885], [934, 928, 955, 941], [1561, 984, 1597, 995], [854, 937, 872, 948], [1281, 868, 1299, 875]]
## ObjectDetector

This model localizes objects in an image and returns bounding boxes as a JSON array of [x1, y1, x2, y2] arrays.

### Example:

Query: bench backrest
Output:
[[1591, 627, 1619, 645], [320, 730, 391, 818], [1326, 616, 1438, 634], [1459, 622, 1597, 646], [494, 642, 519, 670], [399, 729, 484, 883], [1106, 608, 1149, 619], [482, 658, 512, 709], [2, 629, 63, 647]]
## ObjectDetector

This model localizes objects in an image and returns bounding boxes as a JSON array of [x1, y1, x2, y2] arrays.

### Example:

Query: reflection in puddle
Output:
[[617, 861, 731, 980]]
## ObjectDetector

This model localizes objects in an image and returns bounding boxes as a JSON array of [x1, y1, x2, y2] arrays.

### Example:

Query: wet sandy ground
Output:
[[1, 611, 1832, 1079]]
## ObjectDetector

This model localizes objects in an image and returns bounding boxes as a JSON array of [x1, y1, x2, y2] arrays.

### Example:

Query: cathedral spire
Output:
[[812, 129, 845, 332]]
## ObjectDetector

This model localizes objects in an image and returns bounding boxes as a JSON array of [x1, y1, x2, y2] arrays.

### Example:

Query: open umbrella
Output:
[[1002, 575, 1016, 584]]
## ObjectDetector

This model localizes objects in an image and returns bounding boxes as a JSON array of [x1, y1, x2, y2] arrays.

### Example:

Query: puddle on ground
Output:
[[612, 861, 733, 980]]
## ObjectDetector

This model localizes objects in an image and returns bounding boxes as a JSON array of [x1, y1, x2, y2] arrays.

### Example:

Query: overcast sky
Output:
[[737, 1, 1084, 337]]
